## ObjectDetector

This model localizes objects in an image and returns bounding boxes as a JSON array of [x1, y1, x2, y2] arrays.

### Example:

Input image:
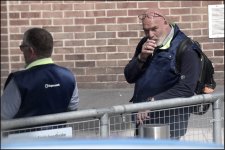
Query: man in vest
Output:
[[124, 9, 201, 139], [1, 28, 79, 120]]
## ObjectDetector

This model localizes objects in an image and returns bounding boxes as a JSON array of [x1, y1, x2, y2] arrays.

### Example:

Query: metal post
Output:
[[100, 113, 109, 138], [212, 98, 222, 144]]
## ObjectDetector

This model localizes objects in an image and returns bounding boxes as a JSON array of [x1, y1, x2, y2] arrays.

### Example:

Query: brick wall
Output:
[[1, 1, 224, 91]]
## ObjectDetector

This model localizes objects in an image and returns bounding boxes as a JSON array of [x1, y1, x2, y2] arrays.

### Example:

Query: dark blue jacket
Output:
[[124, 24, 201, 103], [4, 64, 75, 118]]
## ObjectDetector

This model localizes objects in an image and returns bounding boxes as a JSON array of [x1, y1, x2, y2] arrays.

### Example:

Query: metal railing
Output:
[[1, 93, 224, 144]]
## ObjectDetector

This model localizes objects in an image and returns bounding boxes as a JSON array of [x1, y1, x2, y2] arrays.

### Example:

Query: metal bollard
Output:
[[138, 124, 170, 140]]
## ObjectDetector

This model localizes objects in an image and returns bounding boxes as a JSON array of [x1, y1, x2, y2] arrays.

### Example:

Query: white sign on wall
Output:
[[208, 4, 224, 38], [7, 127, 73, 139]]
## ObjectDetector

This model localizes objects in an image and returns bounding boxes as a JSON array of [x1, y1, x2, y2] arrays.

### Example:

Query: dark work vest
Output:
[[5, 64, 75, 118]]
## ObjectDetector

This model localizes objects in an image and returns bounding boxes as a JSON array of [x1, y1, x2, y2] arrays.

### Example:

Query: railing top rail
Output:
[[1, 92, 224, 131]]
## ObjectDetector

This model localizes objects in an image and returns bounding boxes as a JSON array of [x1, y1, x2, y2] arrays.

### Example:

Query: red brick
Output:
[[192, 8, 208, 14], [10, 20, 29, 26], [11, 56, 20, 62], [30, 4, 51, 11], [1, 56, 8, 62], [108, 39, 128, 45], [129, 38, 141, 46], [86, 40, 106, 46], [97, 75, 117, 82], [138, 2, 158, 8], [73, 3, 95, 10], [65, 40, 85, 47], [203, 43, 224, 50], [31, 19, 52, 25], [118, 31, 138, 37], [53, 33, 73, 40], [53, 41, 63, 47], [95, 3, 116, 9], [128, 24, 142, 31], [53, 19, 73, 25], [1, 41, 8, 48], [96, 18, 116, 24], [54, 48, 74, 54], [9, 27, 19, 33], [106, 67, 124, 74], [86, 68, 107, 75], [214, 64, 224, 71], [21, 12, 41, 18], [1, 34, 8, 41], [117, 17, 137, 24], [9, 41, 20, 48], [11, 63, 24, 70], [64, 11, 85, 18], [75, 18, 95, 25], [107, 25, 127, 31], [160, 1, 180, 7], [96, 60, 117, 67], [65, 54, 85, 61], [117, 2, 137, 9], [51, 55, 63, 61], [76, 75, 96, 82], [117, 46, 136, 53], [107, 53, 128, 59], [128, 9, 146, 16], [1, 63, 9, 70], [10, 34, 23, 40], [107, 10, 127, 16], [55, 62, 75, 68], [181, 1, 201, 7], [42, 12, 63, 18], [64, 26, 84, 32], [177, 23, 191, 29], [192, 22, 208, 29], [70, 68, 85, 75], [75, 47, 96, 54], [171, 8, 191, 15], [96, 46, 116, 53], [9, 5, 29, 11], [85, 25, 105, 32], [75, 32, 95, 39], [76, 61, 95, 67], [86, 10, 105, 17], [86, 54, 106, 60], [96, 32, 116, 39], [43, 26, 63, 32], [9, 13, 19, 19], [52, 4, 73, 10], [202, 1, 223, 6], [181, 15, 202, 22]]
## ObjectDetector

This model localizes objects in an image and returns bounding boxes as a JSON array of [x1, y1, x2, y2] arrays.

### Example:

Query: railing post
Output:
[[100, 113, 109, 138], [212, 97, 222, 144]]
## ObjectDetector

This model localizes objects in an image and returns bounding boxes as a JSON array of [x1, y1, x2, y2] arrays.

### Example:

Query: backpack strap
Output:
[[175, 38, 193, 73]]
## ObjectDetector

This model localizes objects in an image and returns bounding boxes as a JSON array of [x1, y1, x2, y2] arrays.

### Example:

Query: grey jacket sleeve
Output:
[[1, 79, 21, 120], [67, 81, 79, 111]]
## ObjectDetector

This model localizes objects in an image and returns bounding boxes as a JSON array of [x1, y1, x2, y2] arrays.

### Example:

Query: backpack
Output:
[[176, 38, 216, 115]]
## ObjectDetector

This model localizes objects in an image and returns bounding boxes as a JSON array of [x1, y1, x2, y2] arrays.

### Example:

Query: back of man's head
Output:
[[23, 28, 53, 58]]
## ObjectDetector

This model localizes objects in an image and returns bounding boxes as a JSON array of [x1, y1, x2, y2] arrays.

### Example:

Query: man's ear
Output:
[[29, 47, 36, 58]]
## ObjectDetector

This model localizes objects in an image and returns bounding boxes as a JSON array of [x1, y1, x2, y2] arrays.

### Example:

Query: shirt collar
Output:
[[26, 58, 54, 69], [159, 24, 174, 50]]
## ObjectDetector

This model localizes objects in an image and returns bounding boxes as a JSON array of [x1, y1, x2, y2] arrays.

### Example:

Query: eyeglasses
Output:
[[19, 44, 29, 51], [138, 12, 165, 21]]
